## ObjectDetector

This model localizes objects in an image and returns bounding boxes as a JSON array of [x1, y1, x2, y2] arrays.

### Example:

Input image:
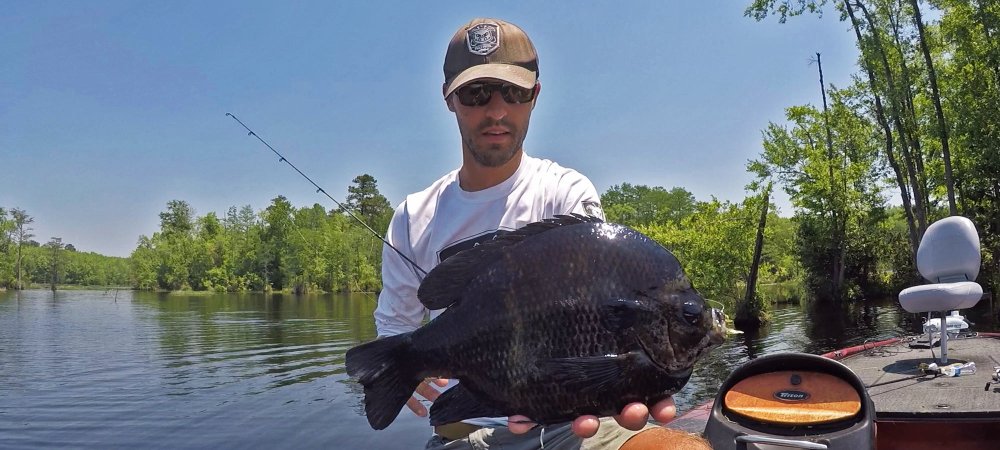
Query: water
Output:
[[1, 290, 997, 449]]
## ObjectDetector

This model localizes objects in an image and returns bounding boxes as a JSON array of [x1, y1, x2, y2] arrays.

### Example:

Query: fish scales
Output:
[[346, 214, 725, 430]]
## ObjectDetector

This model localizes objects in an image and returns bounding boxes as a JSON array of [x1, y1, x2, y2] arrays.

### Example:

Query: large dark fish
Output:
[[346, 214, 726, 430]]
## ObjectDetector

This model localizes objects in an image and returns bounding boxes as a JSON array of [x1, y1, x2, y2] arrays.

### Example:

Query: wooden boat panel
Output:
[[874, 420, 1000, 450], [723, 370, 861, 425]]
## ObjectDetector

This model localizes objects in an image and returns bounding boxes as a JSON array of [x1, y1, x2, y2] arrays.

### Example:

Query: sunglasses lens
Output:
[[501, 84, 535, 103], [457, 84, 491, 106], [456, 83, 536, 106]]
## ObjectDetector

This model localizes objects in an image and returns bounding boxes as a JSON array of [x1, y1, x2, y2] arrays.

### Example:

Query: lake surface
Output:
[[2, 290, 997, 449]]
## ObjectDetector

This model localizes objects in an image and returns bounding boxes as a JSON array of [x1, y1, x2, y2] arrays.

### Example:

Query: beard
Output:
[[463, 118, 529, 168]]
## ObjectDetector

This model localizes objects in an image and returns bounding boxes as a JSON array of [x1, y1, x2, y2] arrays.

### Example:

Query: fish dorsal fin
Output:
[[417, 214, 603, 310]]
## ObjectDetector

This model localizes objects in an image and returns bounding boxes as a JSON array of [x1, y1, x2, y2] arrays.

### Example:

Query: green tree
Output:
[[130, 235, 158, 290], [748, 87, 888, 301], [44, 237, 64, 291], [341, 174, 392, 232], [601, 184, 696, 227], [262, 196, 295, 291], [125, 179, 401, 293], [640, 198, 754, 305], [159, 200, 195, 237], [341, 174, 393, 282], [0, 208, 14, 288], [12, 208, 34, 290]]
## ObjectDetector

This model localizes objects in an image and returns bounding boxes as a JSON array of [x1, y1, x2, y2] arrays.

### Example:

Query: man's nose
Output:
[[484, 90, 508, 121]]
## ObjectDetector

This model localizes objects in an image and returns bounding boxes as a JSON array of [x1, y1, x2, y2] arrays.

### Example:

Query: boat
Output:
[[670, 216, 1000, 449]]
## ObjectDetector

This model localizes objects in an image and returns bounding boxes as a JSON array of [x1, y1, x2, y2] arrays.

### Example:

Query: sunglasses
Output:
[[454, 82, 537, 107]]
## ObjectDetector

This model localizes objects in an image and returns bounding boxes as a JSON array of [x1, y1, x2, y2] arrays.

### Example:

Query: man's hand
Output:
[[406, 378, 450, 417], [507, 397, 677, 437]]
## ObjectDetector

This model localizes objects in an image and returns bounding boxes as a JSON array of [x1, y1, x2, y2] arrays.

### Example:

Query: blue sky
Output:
[[1, 1, 860, 257]]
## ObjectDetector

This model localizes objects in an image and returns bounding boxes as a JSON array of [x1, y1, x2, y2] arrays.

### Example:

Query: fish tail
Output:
[[345, 333, 422, 430]]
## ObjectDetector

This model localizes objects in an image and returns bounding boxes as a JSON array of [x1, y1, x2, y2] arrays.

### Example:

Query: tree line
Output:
[[0, 207, 129, 289], [128, 174, 392, 293], [121, 178, 809, 313]]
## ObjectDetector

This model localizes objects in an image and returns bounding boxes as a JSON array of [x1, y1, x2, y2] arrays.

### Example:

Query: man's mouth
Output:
[[481, 128, 510, 143]]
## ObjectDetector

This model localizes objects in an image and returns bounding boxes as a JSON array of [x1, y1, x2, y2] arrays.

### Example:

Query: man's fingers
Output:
[[406, 396, 427, 416], [571, 415, 601, 438], [649, 397, 677, 423], [406, 378, 449, 417], [414, 379, 442, 403], [507, 415, 536, 434], [613, 402, 651, 430]]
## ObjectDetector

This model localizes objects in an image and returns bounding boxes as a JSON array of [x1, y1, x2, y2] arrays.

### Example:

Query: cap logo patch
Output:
[[466, 23, 500, 56]]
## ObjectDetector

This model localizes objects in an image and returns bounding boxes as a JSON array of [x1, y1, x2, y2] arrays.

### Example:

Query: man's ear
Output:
[[531, 82, 542, 110], [443, 84, 456, 112]]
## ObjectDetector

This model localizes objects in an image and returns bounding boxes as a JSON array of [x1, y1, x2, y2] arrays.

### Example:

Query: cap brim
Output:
[[444, 64, 536, 98]]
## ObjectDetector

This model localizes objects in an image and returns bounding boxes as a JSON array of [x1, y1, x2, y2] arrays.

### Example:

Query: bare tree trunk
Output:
[[738, 184, 771, 329], [845, 0, 920, 261], [910, 0, 958, 215], [816, 52, 846, 299]]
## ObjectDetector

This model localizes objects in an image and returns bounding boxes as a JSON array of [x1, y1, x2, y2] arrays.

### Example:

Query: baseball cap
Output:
[[443, 18, 539, 98]]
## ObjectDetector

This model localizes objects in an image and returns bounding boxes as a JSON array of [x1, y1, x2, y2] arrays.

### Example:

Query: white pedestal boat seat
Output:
[[898, 216, 983, 364]]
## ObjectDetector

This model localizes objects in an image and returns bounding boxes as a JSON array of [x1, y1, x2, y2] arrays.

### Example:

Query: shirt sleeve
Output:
[[373, 202, 427, 337], [558, 172, 606, 220]]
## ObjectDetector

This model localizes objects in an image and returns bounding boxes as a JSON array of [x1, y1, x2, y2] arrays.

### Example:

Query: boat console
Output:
[[703, 352, 875, 450]]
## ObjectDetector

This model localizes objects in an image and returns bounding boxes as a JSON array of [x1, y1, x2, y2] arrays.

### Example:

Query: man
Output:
[[374, 18, 678, 449]]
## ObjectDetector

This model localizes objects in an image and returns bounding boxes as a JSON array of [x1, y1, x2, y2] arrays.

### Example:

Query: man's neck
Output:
[[458, 150, 524, 192]]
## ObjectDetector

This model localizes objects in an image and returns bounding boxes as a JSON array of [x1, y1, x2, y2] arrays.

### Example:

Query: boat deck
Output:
[[838, 334, 1000, 418], [666, 334, 1000, 449]]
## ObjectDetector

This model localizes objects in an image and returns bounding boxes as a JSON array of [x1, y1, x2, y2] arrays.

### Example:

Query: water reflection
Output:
[[0, 290, 996, 449], [129, 291, 378, 394]]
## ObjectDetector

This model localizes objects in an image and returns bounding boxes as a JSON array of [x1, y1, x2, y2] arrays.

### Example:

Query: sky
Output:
[[1, 1, 861, 257]]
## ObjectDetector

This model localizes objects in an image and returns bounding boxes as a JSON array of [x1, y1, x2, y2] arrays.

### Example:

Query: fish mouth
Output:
[[710, 308, 727, 345], [635, 308, 727, 378], [636, 336, 690, 378]]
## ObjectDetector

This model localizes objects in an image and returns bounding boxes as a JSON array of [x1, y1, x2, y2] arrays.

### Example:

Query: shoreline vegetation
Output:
[[2, 173, 994, 332], [0, 178, 888, 331]]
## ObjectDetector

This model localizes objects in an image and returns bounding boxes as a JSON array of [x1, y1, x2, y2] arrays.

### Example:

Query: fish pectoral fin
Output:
[[539, 353, 635, 394], [429, 384, 505, 426]]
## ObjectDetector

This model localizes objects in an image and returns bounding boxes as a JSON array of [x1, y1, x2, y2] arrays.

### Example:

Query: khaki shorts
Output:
[[425, 418, 654, 450]]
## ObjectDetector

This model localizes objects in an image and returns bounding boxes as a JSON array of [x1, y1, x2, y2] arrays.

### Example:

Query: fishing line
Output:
[[706, 299, 726, 313], [225, 112, 428, 280]]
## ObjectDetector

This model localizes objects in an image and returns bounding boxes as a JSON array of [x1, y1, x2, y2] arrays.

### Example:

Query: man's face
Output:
[[447, 79, 538, 168]]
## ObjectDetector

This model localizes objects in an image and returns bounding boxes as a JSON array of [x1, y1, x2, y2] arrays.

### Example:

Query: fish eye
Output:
[[681, 300, 703, 325]]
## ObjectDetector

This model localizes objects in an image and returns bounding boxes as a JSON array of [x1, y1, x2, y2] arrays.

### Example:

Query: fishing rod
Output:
[[225, 112, 428, 279]]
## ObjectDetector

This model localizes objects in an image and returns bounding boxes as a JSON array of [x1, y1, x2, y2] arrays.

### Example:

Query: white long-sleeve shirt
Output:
[[374, 153, 604, 337]]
